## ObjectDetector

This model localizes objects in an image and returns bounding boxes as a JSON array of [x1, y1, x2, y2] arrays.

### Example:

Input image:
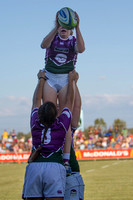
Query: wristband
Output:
[[39, 77, 46, 81]]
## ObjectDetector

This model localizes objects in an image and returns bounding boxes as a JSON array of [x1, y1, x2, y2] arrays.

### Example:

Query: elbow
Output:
[[78, 46, 85, 53], [40, 43, 45, 49], [41, 43, 50, 49]]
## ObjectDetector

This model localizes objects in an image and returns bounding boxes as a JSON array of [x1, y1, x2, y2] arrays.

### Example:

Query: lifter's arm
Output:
[[32, 70, 45, 110]]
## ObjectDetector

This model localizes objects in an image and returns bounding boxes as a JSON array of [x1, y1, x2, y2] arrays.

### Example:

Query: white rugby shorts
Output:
[[45, 70, 68, 92], [64, 173, 85, 200], [22, 162, 66, 198]]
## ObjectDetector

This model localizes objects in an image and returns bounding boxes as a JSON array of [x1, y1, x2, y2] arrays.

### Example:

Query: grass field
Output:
[[0, 159, 133, 200]]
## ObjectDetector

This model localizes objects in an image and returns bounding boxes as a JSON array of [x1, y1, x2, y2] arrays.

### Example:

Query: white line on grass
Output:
[[112, 162, 119, 165], [86, 169, 95, 173], [101, 165, 109, 168]]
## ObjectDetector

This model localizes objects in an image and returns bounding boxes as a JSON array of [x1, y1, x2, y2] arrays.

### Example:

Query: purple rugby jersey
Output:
[[30, 107, 72, 158], [45, 34, 77, 67]]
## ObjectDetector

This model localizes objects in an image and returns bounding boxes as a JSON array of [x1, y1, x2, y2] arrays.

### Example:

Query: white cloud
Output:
[[8, 96, 16, 101], [0, 94, 133, 133], [82, 94, 133, 106], [129, 101, 133, 105], [0, 96, 31, 117], [99, 76, 106, 80], [81, 94, 133, 129]]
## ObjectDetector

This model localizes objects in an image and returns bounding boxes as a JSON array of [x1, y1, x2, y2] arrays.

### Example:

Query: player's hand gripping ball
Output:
[[58, 7, 77, 30]]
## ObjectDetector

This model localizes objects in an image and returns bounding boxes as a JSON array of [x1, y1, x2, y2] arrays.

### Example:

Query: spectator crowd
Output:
[[0, 130, 32, 153], [73, 126, 133, 150], [0, 126, 133, 153]]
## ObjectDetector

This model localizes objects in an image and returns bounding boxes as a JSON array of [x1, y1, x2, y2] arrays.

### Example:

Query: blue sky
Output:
[[0, 0, 133, 135]]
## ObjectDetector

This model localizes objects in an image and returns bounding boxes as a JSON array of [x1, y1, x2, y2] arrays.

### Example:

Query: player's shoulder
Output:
[[53, 107, 72, 132], [31, 107, 39, 117], [61, 107, 72, 119]]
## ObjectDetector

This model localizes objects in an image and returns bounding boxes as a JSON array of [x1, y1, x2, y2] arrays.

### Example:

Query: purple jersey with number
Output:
[[30, 107, 72, 158], [45, 34, 77, 66]]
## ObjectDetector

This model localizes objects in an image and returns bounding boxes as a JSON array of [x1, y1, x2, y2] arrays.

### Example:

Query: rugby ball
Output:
[[58, 7, 77, 30]]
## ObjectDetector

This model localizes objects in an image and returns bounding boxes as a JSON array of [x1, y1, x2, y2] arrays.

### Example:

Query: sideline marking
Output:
[[86, 169, 95, 173], [102, 165, 109, 168], [112, 162, 119, 165]]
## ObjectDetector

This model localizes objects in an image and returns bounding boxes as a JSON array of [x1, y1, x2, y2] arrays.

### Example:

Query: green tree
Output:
[[94, 118, 106, 131], [128, 128, 133, 134], [25, 132, 32, 142], [16, 132, 31, 141], [113, 119, 126, 133], [17, 132, 25, 139]]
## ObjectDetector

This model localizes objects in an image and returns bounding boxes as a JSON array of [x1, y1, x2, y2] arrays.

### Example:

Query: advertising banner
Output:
[[0, 149, 133, 163], [0, 152, 30, 163], [75, 149, 133, 160]]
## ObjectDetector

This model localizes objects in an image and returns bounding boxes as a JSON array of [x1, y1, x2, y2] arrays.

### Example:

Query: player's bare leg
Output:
[[43, 81, 57, 105], [71, 84, 81, 128]]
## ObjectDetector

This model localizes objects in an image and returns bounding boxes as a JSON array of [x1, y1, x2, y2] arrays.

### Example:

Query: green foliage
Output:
[[17, 132, 25, 139], [84, 118, 130, 136], [128, 128, 133, 134], [94, 118, 106, 129], [16, 132, 31, 141], [25, 132, 32, 142], [84, 118, 107, 138], [113, 118, 126, 132]]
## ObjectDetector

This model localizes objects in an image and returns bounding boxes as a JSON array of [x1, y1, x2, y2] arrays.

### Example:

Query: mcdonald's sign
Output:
[[0, 149, 133, 163], [75, 150, 82, 159], [130, 149, 133, 157], [75, 149, 133, 160]]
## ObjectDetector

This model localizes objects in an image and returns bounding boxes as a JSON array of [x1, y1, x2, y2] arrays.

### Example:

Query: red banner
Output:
[[0, 149, 133, 163], [0, 152, 30, 163], [75, 149, 133, 160]]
